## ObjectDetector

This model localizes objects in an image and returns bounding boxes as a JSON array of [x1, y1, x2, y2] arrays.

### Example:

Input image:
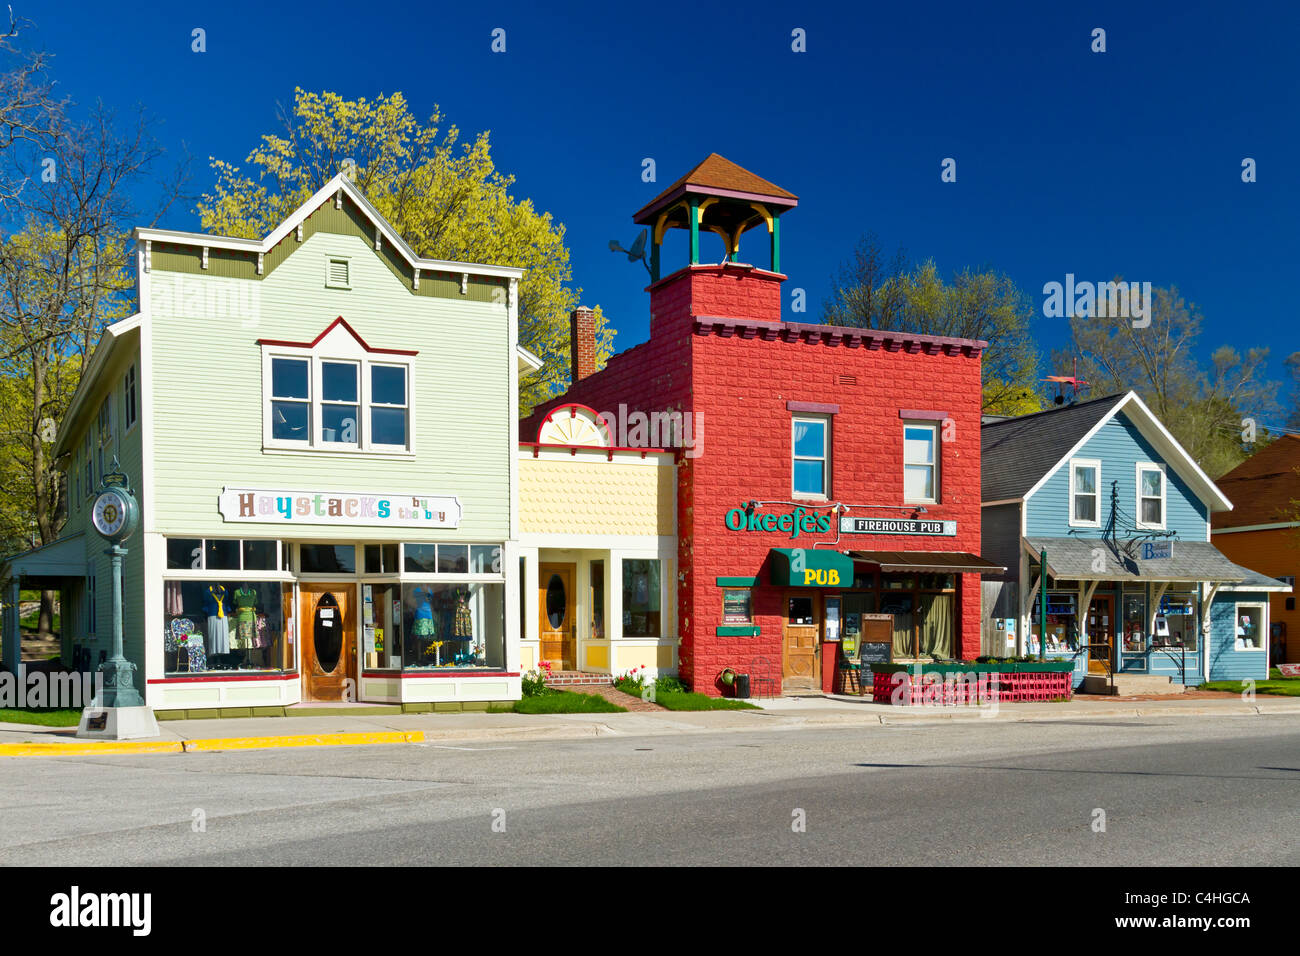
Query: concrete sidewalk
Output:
[[1, 694, 1298, 755]]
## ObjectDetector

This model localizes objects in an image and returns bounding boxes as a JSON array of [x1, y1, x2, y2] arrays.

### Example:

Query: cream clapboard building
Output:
[[4, 174, 542, 713]]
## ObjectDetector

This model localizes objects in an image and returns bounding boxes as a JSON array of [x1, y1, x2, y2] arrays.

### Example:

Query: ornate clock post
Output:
[[78, 461, 157, 738]]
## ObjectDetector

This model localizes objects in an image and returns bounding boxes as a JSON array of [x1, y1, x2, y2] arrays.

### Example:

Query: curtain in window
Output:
[[881, 596, 914, 657], [919, 593, 954, 658]]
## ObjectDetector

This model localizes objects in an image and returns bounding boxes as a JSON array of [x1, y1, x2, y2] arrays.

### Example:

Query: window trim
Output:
[[1135, 462, 1167, 531], [1068, 458, 1102, 529], [791, 414, 830, 500], [261, 344, 414, 455], [902, 420, 940, 505], [1233, 601, 1266, 652]]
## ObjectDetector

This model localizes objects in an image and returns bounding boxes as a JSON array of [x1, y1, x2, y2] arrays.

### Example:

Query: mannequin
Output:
[[204, 583, 231, 659], [233, 585, 258, 666], [411, 587, 437, 665]]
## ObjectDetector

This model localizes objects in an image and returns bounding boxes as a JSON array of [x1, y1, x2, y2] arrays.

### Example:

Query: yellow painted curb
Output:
[[182, 731, 424, 752], [0, 741, 183, 756], [0, 730, 424, 757]]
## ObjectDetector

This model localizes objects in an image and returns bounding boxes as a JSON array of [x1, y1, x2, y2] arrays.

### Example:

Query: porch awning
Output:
[[769, 548, 854, 587], [846, 551, 1006, 574], [1024, 537, 1249, 583], [2, 533, 86, 585]]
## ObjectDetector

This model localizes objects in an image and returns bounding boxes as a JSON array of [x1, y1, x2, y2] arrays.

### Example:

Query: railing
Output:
[[1071, 642, 1115, 694], [1150, 641, 1188, 686]]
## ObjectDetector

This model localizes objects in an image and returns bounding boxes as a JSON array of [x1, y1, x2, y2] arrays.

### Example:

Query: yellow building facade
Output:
[[517, 404, 677, 677]]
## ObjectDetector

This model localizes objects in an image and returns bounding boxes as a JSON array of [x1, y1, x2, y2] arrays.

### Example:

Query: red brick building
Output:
[[525, 155, 1000, 694]]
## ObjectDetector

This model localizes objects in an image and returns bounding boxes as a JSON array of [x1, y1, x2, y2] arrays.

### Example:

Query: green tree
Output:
[[198, 88, 612, 414], [1055, 284, 1281, 478], [823, 236, 1043, 415]]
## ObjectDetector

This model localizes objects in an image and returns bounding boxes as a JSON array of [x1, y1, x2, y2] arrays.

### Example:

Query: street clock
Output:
[[92, 486, 139, 543]]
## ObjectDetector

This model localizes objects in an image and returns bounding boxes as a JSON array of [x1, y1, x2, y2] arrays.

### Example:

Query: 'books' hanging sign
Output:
[[218, 487, 462, 528]]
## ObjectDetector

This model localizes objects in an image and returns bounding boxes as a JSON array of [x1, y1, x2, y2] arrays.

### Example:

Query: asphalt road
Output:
[[1, 715, 1296, 866]]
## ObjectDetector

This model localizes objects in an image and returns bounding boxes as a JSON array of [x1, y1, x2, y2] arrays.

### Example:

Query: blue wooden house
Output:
[[981, 392, 1290, 691]]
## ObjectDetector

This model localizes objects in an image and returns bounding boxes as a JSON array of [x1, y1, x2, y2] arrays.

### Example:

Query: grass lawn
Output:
[[0, 708, 82, 726], [496, 690, 626, 714], [1201, 676, 1300, 697], [653, 689, 758, 711], [19, 612, 60, 631]]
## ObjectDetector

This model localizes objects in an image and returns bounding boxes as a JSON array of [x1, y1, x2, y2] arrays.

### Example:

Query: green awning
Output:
[[769, 548, 854, 587]]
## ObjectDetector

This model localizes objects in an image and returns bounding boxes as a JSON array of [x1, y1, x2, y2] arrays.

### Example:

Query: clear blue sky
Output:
[[32, 0, 1300, 406]]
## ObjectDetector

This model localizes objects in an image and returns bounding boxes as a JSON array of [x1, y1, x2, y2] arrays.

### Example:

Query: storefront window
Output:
[[919, 593, 954, 658], [163, 580, 291, 675], [438, 545, 469, 574], [362, 582, 403, 668], [1156, 590, 1197, 651], [591, 561, 606, 639], [1236, 605, 1264, 650], [167, 538, 202, 570], [404, 544, 438, 573], [880, 593, 914, 658], [1122, 591, 1147, 652], [622, 559, 661, 637], [205, 539, 241, 570], [167, 537, 285, 572], [364, 544, 399, 574], [401, 582, 504, 669], [1044, 591, 1078, 652], [300, 544, 356, 574], [470, 545, 501, 573]]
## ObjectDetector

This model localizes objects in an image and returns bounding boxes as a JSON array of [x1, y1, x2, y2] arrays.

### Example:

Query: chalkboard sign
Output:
[[858, 642, 892, 664]]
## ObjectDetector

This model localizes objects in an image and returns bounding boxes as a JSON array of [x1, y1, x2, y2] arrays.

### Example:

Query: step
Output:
[[1083, 674, 1186, 696]]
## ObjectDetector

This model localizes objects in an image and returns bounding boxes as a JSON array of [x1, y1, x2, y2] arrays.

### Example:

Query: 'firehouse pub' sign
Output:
[[839, 517, 957, 536], [218, 487, 462, 529]]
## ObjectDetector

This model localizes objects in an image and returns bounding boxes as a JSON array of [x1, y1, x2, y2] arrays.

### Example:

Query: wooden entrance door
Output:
[[539, 563, 576, 669], [1086, 594, 1115, 674], [783, 591, 821, 692], [300, 583, 357, 701]]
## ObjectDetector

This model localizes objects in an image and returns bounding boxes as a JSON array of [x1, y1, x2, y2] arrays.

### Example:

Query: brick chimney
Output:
[[569, 307, 596, 383]]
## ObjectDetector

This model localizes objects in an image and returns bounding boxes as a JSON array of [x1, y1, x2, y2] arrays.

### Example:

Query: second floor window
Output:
[[265, 353, 411, 452], [903, 422, 938, 503], [792, 416, 829, 497], [1070, 459, 1101, 526], [1137, 464, 1165, 528]]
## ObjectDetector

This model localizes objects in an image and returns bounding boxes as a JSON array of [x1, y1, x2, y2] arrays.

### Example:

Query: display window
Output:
[[622, 559, 661, 637], [839, 569, 956, 659], [1155, 590, 1197, 651], [163, 580, 292, 675], [1043, 591, 1079, 652], [1235, 604, 1265, 651], [1122, 591, 1147, 652], [401, 582, 504, 669]]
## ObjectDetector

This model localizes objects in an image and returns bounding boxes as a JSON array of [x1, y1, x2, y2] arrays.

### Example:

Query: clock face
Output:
[[93, 490, 129, 538]]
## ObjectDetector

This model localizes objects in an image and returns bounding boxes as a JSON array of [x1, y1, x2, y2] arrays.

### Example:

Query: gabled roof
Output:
[[52, 314, 141, 459], [134, 173, 525, 281], [981, 391, 1234, 513], [633, 153, 798, 223], [256, 316, 419, 356], [981, 394, 1126, 501], [1211, 434, 1300, 530]]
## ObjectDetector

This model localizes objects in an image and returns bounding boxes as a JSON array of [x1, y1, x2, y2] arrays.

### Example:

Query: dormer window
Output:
[[260, 318, 415, 454]]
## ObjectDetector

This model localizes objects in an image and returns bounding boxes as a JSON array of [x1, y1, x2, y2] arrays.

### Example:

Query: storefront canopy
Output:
[[1024, 536, 1253, 583], [846, 551, 1006, 574], [769, 548, 855, 587]]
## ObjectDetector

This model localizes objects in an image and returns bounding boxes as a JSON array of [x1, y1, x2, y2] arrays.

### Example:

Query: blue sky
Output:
[[31, 0, 1300, 410]]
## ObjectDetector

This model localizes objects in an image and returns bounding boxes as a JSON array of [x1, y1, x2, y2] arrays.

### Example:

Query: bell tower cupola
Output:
[[633, 153, 798, 282]]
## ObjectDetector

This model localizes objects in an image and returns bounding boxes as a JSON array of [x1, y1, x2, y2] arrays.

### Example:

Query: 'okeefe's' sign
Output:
[[839, 517, 956, 536], [218, 488, 461, 528]]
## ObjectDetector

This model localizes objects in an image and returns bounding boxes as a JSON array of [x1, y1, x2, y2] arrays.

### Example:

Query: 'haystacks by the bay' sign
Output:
[[218, 488, 461, 528]]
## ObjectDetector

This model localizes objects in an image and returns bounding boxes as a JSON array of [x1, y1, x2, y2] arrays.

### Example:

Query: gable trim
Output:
[[1022, 392, 1233, 514], [256, 316, 418, 356]]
